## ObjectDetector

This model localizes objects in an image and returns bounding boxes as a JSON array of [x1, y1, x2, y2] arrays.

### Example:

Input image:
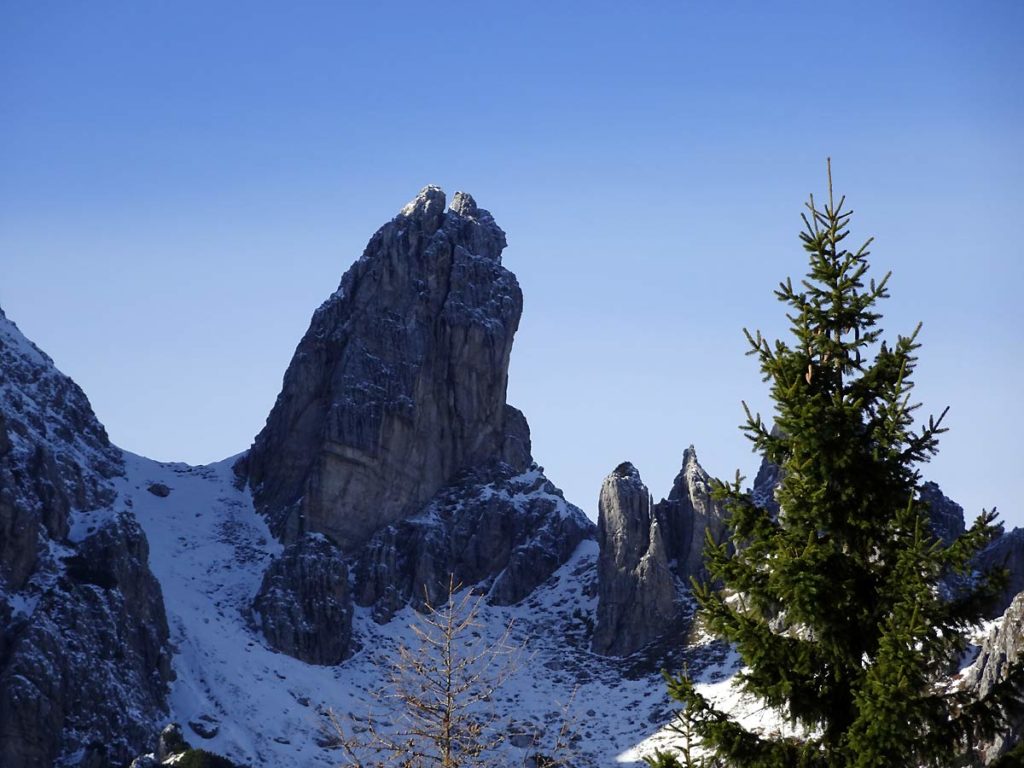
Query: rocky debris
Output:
[[593, 449, 727, 657], [147, 482, 172, 498], [977, 527, 1024, 619], [0, 306, 172, 768], [964, 591, 1024, 763], [253, 534, 353, 665], [355, 463, 594, 623], [242, 186, 528, 551]]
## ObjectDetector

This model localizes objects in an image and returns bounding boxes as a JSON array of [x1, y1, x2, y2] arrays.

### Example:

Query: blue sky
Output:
[[2, 2, 1022, 527]]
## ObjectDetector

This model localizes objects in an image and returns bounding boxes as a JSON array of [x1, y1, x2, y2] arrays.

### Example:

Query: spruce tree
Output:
[[666, 162, 1020, 767]]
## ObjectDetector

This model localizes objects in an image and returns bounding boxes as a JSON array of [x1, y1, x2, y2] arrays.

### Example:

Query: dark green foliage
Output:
[[666, 164, 1021, 767], [173, 748, 244, 768], [643, 749, 685, 768]]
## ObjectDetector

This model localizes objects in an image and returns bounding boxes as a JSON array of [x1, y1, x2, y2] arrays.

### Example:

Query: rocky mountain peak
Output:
[[398, 184, 446, 226], [243, 187, 525, 551]]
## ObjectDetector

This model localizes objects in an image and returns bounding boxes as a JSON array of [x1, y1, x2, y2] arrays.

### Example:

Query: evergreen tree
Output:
[[666, 162, 1020, 767]]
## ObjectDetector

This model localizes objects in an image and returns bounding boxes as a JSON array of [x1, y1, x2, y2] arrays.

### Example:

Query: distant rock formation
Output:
[[0, 308, 171, 768], [920, 481, 967, 545], [242, 187, 527, 551], [977, 527, 1024, 619], [593, 448, 726, 656]]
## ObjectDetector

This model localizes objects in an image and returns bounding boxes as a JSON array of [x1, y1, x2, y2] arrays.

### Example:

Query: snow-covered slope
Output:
[[124, 450, 735, 766]]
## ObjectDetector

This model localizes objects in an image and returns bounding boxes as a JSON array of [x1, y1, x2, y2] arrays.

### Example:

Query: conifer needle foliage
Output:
[[666, 162, 1020, 768]]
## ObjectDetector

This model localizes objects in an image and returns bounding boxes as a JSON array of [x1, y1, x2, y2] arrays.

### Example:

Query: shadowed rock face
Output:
[[977, 527, 1024, 619], [243, 187, 527, 551], [252, 535, 352, 665], [593, 449, 727, 657], [0, 308, 171, 768]]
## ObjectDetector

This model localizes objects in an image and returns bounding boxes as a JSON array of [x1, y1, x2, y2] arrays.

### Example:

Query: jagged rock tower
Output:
[[593, 447, 727, 656], [241, 187, 593, 661], [242, 187, 530, 549]]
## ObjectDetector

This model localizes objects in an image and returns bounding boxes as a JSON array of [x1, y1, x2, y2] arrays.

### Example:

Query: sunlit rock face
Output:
[[965, 591, 1024, 763], [243, 187, 529, 552]]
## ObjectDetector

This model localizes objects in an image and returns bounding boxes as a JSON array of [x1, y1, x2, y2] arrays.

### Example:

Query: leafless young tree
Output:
[[327, 576, 520, 768]]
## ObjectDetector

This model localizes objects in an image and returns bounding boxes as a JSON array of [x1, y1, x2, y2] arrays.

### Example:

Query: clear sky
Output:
[[2, 2, 1022, 528]]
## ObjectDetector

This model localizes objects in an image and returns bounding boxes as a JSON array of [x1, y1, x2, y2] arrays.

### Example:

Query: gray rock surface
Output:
[[242, 187, 527, 551], [0, 513, 171, 768], [355, 462, 594, 622], [0, 307, 171, 768], [593, 448, 728, 656], [654, 446, 727, 581], [977, 527, 1024, 619], [253, 534, 353, 665], [0, 307, 122, 591], [964, 591, 1024, 763], [592, 463, 677, 656]]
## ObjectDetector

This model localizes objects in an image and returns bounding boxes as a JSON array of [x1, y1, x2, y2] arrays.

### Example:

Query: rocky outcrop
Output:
[[252, 535, 353, 665], [965, 591, 1024, 764], [1, 514, 171, 768], [978, 528, 1024, 619], [0, 308, 171, 768], [0, 307, 123, 591], [354, 463, 594, 622], [242, 187, 528, 551], [592, 463, 677, 656], [920, 481, 966, 545], [654, 447, 727, 580], [593, 449, 727, 656]]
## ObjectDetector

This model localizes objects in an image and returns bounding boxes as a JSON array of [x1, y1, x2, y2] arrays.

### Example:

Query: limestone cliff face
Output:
[[0, 308, 171, 768], [243, 187, 526, 551], [242, 188, 594, 661], [592, 462, 677, 656], [593, 448, 726, 657]]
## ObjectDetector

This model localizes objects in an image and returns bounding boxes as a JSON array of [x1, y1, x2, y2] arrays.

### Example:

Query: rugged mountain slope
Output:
[[0, 309, 171, 768], [2, 187, 1021, 768]]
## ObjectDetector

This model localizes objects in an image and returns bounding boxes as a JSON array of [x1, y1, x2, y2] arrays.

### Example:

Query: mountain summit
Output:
[[242, 186, 529, 550]]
